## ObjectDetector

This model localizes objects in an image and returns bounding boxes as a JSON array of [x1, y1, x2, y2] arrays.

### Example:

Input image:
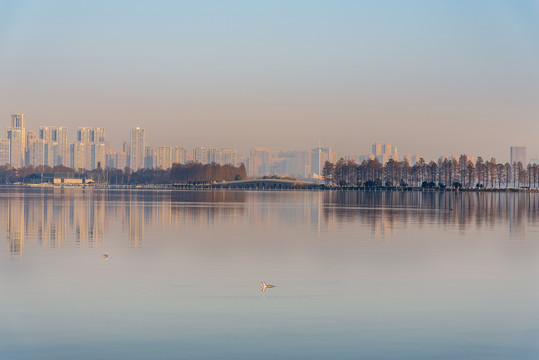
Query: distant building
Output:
[[249, 147, 272, 176], [220, 149, 237, 166], [70, 142, 86, 171], [358, 153, 375, 164], [404, 154, 423, 166], [106, 151, 127, 169], [0, 138, 10, 166], [76, 127, 105, 170], [40, 126, 69, 166], [311, 147, 335, 179], [26, 130, 44, 167], [372, 142, 398, 164], [7, 127, 24, 168], [157, 146, 187, 169], [276, 150, 311, 178], [129, 127, 145, 171], [144, 146, 154, 169], [11, 113, 26, 150], [510, 146, 526, 165], [193, 147, 209, 164], [208, 148, 220, 164]]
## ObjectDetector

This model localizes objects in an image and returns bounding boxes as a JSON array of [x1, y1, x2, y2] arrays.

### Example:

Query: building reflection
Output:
[[1, 188, 538, 256]]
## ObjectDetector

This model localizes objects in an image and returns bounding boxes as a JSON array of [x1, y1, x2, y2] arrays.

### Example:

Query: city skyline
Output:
[[1, 113, 534, 178], [1, 1, 538, 162]]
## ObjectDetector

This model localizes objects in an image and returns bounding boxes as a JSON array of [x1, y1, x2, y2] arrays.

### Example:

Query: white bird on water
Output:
[[260, 281, 275, 292]]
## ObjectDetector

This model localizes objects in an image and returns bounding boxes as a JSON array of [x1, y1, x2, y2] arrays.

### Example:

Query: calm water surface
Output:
[[1, 187, 538, 360]]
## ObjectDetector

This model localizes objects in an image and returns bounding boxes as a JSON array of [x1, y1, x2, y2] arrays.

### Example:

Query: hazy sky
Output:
[[1, 0, 538, 162]]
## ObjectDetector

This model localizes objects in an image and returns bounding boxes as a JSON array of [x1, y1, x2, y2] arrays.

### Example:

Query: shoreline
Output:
[[2, 183, 539, 193]]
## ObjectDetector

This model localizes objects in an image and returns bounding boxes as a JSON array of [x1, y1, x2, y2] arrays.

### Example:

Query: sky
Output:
[[0, 0, 538, 162]]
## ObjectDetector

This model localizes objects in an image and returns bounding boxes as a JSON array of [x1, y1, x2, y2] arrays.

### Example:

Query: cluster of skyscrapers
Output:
[[0, 115, 418, 179], [3, 114, 531, 179], [0, 115, 240, 173]]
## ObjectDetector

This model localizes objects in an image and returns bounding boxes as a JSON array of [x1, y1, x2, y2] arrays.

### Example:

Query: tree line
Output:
[[0, 162, 247, 185], [322, 156, 539, 189]]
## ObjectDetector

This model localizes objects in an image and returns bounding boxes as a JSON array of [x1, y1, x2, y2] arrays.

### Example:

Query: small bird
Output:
[[101, 253, 109, 260], [260, 281, 275, 292]]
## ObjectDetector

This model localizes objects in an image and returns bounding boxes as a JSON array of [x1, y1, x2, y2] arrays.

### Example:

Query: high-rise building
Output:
[[76, 127, 105, 170], [70, 142, 86, 171], [194, 147, 209, 164], [26, 130, 44, 167], [277, 151, 311, 178], [311, 147, 335, 179], [156, 146, 186, 169], [510, 146, 526, 165], [144, 146, 154, 169], [172, 146, 187, 166], [358, 153, 375, 164], [106, 151, 127, 169], [371, 141, 398, 164], [129, 127, 145, 171], [40, 126, 69, 166], [404, 154, 423, 166], [11, 113, 26, 150], [7, 127, 24, 168], [220, 149, 237, 166], [249, 147, 272, 176], [157, 146, 173, 169], [0, 138, 10, 166], [92, 142, 106, 169]]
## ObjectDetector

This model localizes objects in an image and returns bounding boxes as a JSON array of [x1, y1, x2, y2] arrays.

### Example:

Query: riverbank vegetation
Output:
[[322, 157, 539, 189], [0, 162, 247, 185]]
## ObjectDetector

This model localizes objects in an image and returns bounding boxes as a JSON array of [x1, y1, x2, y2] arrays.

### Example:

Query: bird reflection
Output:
[[260, 281, 275, 292], [101, 253, 109, 260]]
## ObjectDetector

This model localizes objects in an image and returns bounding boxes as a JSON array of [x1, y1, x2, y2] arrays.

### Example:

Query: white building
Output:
[[129, 127, 145, 171], [7, 127, 24, 168], [40, 126, 69, 166], [0, 139, 10, 166], [510, 146, 526, 165]]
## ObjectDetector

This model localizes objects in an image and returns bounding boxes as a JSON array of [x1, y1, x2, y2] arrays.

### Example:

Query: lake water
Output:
[[1, 187, 538, 360]]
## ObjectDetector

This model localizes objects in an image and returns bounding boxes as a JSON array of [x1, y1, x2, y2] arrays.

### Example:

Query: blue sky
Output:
[[1, 0, 538, 161]]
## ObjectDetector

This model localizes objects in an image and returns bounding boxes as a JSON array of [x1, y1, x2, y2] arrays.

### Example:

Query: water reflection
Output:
[[322, 191, 539, 238], [2, 187, 539, 256], [0, 188, 248, 256]]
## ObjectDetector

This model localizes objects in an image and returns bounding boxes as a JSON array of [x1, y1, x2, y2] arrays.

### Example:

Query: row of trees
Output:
[[0, 162, 247, 185], [322, 156, 539, 189]]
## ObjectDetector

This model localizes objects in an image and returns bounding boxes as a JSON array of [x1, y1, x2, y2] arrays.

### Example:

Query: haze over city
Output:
[[1, 0, 538, 162]]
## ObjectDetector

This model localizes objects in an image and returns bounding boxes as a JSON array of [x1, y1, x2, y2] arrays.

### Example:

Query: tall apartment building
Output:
[[26, 130, 45, 167], [40, 126, 69, 166], [276, 151, 311, 178], [372, 142, 398, 164], [510, 146, 526, 165], [311, 147, 335, 179], [404, 154, 423, 166], [129, 127, 145, 171], [144, 146, 154, 169], [69, 127, 105, 170], [0, 138, 10, 166], [194, 147, 209, 164], [220, 149, 237, 166], [106, 151, 127, 169], [156, 146, 187, 169], [11, 113, 25, 148], [7, 114, 26, 168], [7, 127, 24, 168], [70, 142, 86, 171], [249, 147, 272, 176], [77, 127, 105, 170]]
